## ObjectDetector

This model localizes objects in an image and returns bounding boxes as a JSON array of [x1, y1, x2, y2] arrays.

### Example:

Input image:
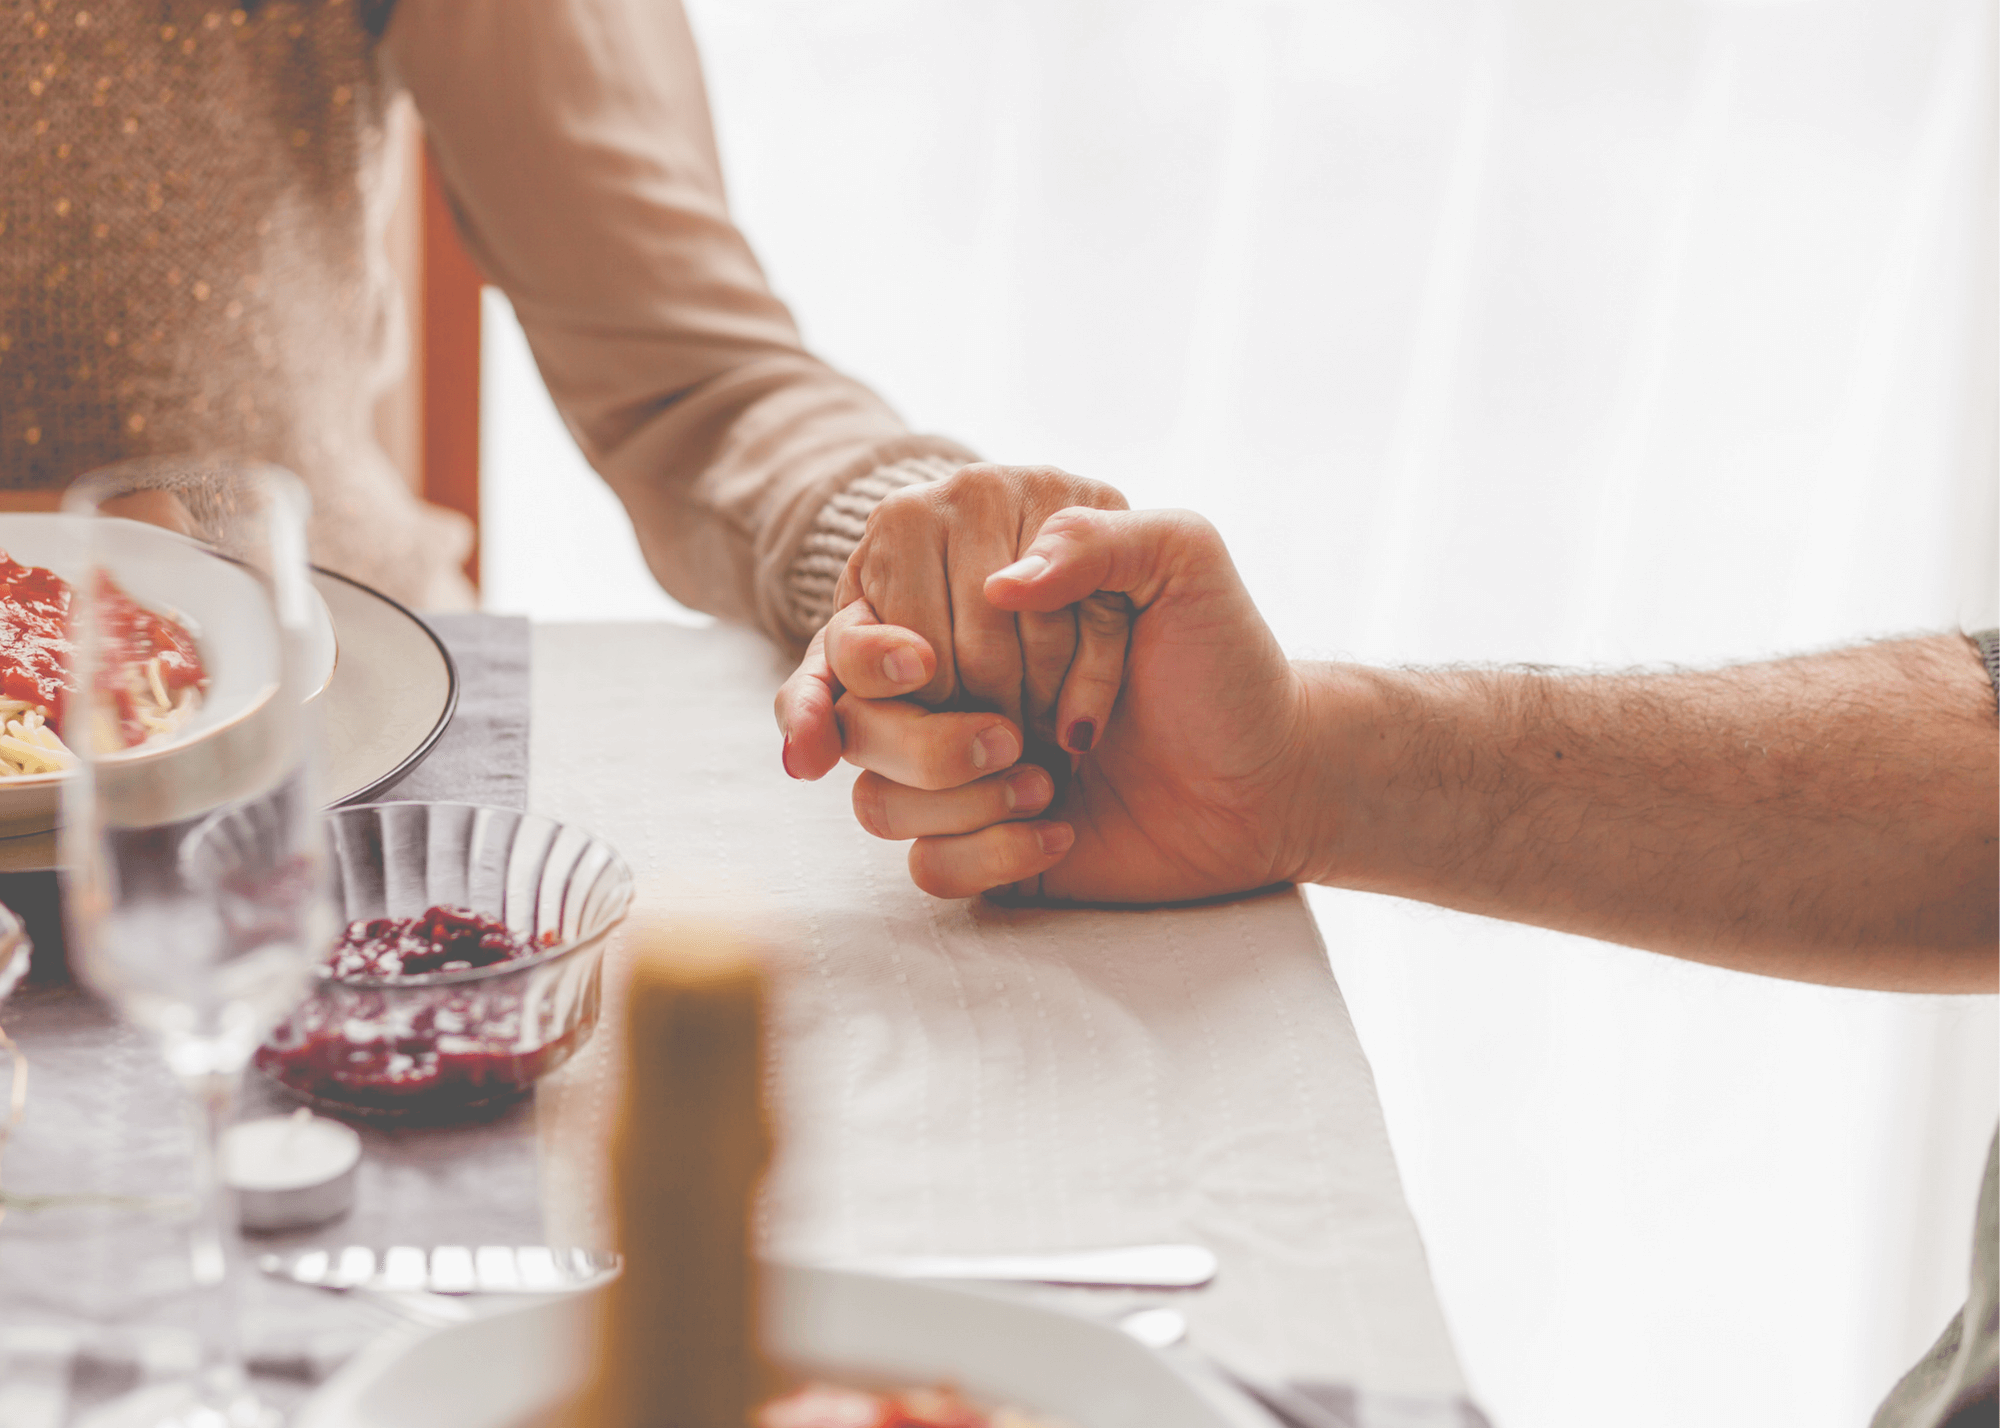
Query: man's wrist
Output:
[[1285, 660, 1408, 889], [1288, 659, 1506, 898]]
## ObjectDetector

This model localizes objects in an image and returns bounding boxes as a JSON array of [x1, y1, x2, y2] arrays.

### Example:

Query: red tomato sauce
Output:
[[0, 554, 75, 719], [0, 552, 207, 745], [758, 1385, 1041, 1428]]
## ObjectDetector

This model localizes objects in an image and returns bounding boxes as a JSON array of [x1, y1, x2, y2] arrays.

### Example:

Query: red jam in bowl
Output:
[[255, 906, 580, 1117]]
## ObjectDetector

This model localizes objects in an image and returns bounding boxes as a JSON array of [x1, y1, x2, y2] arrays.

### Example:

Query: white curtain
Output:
[[482, 2, 2000, 1423]]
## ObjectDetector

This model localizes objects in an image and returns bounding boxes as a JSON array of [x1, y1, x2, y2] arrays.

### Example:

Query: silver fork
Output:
[[259, 1245, 595, 1344], [259, 1244, 621, 1297]]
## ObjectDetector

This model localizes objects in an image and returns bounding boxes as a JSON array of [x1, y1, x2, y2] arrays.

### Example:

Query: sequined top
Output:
[[0, 0, 969, 630]]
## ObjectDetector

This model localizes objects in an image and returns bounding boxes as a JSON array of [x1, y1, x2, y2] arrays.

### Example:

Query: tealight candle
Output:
[[222, 1108, 362, 1232]]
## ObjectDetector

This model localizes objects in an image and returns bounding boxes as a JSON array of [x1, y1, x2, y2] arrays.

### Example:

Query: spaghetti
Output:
[[0, 552, 207, 775]]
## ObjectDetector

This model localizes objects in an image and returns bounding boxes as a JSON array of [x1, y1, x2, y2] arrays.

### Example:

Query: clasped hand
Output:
[[776, 465, 1331, 902]]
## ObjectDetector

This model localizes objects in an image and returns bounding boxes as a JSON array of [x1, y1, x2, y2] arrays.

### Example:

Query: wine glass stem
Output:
[[183, 1067, 250, 1413]]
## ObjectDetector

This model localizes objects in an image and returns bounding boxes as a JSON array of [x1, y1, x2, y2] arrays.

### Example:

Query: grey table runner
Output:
[[376, 613, 531, 811], [0, 613, 538, 1426]]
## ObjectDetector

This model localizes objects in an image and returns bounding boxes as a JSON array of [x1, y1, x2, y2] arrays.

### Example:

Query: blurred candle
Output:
[[575, 923, 771, 1427], [223, 1107, 361, 1232]]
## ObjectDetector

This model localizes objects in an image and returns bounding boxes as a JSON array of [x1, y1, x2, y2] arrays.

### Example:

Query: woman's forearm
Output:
[[1304, 635, 1998, 991]]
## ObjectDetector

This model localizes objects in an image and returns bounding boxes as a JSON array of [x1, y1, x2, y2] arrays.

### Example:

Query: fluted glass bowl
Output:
[[254, 803, 633, 1119], [0, 901, 28, 1007]]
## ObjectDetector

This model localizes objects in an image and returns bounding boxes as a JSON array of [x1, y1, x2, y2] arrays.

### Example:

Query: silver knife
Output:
[[812, 1242, 1219, 1290]]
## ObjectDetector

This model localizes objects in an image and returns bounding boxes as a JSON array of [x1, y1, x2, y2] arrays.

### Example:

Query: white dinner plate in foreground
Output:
[[298, 1265, 1243, 1428]]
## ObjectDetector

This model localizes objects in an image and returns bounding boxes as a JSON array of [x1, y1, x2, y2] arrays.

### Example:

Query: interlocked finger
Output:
[[907, 820, 1075, 900], [1057, 590, 1131, 754], [824, 602, 935, 699], [835, 694, 1023, 791], [1018, 607, 1076, 748], [851, 764, 1053, 842]]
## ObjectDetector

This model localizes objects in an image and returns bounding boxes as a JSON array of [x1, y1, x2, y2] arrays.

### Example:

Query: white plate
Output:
[[309, 568, 457, 809], [297, 1266, 1240, 1428], [0, 566, 455, 872], [0, 513, 340, 839]]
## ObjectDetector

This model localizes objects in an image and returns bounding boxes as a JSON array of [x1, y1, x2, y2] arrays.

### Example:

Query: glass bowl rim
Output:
[[321, 801, 632, 991]]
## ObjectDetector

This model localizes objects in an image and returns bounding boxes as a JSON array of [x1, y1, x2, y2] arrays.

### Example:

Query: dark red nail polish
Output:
[[1069, 719, 1095, 753], [781, 736, 801, 779]]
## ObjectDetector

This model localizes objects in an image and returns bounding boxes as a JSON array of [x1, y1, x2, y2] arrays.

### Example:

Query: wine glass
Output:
[[0, 901, 30, 1230], [59, 458, 332, 1428]]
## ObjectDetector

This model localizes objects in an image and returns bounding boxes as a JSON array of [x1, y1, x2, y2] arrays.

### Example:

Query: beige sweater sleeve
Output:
[[382, 0, 972, 646]]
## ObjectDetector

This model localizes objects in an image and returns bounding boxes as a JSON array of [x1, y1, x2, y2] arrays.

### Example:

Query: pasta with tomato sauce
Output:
[[757, 1383, 1066, 1428], [0, 552, 207, 775]]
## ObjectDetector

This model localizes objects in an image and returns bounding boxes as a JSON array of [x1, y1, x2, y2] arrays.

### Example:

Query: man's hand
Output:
[[773, 462, 1129, 798], [852, 506, 1334, 902], [840, 504, 1998, 993]]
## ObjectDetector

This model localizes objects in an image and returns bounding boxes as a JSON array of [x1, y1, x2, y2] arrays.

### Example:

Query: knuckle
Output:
[[954, 651, 1020, 700], [825, 622, 881, 676], [1023, 639, 1077, 685], [830, 595, 876, 629], [850, 775, 894, 840], [1056, 472, 1127, 512], [821, 624, 853, 674], [1076, 591, 1132, 641], [1067, 671, 1121, 707], [909, 841, 970, 899], [991, 823, 1048, 882], [914, 669, 957, 708], [936, 463, 1006, 512], [1047, 503, 1108, 537], [951, 463, 1006, 494], [863, 486, 933, 539], [832, 693, 868, 758], [969, 833, 1016, 890], [913, 748, 961, 792], [1084, 480, 1129, 511], [1006, 466, 1127, 515], [959, 829, 1031, 897], [1168, 509, 1224, 554]]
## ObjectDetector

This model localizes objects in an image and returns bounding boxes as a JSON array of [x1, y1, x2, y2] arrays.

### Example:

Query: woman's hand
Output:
[[773, 463, 1129, 784], [853, 506, 1342, 902]]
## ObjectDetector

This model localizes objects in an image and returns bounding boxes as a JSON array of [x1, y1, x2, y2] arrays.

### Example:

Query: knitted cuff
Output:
[[1973, 629, 2000, 714], [784, 454, 964, 636]]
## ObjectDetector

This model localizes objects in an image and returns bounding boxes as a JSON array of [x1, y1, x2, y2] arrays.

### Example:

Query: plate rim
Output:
[[296, 1265, 1242, 1428], [310, 565, 460, 807]]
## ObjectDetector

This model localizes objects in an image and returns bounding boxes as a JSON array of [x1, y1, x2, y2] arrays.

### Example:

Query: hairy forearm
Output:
[[1304, 635, 1999, 992]]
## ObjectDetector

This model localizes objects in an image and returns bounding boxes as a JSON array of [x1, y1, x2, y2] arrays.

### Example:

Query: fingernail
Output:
[[1037, 822, 1075, 857], [994, 553, 1049, 583], [1003, 766, 1049, 812], [781, 737, 801, 780], [970, 725, 1019, 771], [883, 647, 923, 685], [1067, 719, 1095, 753]]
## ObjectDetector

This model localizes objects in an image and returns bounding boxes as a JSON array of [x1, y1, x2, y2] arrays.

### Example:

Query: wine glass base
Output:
[[71, 1381, 280, 1428]]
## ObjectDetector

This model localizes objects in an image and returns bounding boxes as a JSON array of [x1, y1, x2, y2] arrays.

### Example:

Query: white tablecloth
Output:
[[526, 622, 1466, 1397]]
